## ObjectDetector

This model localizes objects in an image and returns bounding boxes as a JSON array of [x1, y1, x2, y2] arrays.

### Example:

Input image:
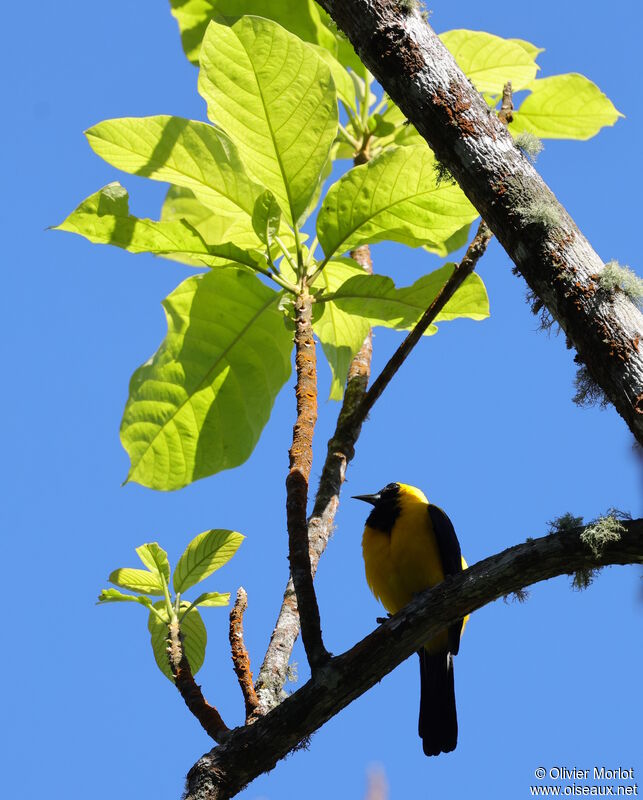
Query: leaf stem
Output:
[[338, 123, 359, 149], [275, 235, 299, 277], [251, 260, 298, 294]]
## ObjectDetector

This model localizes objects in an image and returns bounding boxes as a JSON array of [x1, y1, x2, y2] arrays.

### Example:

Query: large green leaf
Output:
[[322, 264, 489, 332], [168, 0, 335, 65], [510, 74, 622, 140], [174, 529, 244, 593], [424, 222, 474, 258], [313, 259, 370, 400], [85, 116, 263, 245], [136, 543, 171, 585], [317, 146, 477, 258], [121, 268, 292, 490], [108, 568, 165, 596], [509, 38, 544, 60], [54, 183, 266, 270], [440, 30, 539, 94], [198, 17, 338, 224], [148, 602, 207, 681], [310, 45, 356, 112]]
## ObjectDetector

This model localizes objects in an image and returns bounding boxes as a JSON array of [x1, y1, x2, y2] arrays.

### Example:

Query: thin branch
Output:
[[185, 519, 643, 799], [255, 245, 373, 713], [228, 587, 259, 722], [286, 291, 329, 671], [166, 620, 229, 743], [355, 219, 492, 425]]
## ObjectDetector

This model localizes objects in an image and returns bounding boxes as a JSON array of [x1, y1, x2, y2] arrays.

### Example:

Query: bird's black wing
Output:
[[428, 503, 464, 655]]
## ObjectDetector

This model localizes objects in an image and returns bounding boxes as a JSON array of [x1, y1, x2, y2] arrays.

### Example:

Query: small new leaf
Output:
[[108, 568, 165, 596], [252, 191, 282, 246], [136, 543, 170, 585], [97, 588, 155, 610], [173, 529, 244, 593]]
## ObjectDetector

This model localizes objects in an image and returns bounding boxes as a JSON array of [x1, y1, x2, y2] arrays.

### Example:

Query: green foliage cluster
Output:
[[98, 531, 243, 678], [56, 11, 620, 494]]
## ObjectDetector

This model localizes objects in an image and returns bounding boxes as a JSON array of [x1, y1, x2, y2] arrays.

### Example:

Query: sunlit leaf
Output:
[[85, 116, 264, 245], [108, 568, 164, 596], [509, 38, 544, 60], [168, 0, 335, 65], [317, 146, 477, 258], [424, 222, 474, 258], [174, 529, 244, 593], [148, 602, 206, 681], [323, 264, 490, 332], [121, 268, 292, 490], [54, 183, 265, 270], [198, 17, 338, 224], [440, 29, 539, 94], [136, 543, 171, 585], [310, 45, 356, 112], [252, 190, 282, 247], [97, 588, 155, 610], [191, 591, 231, 608], [510, 74, 622, 140]]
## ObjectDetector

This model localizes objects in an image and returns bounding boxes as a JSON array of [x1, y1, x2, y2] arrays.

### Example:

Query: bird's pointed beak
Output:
[[352, 493, 380, 506]]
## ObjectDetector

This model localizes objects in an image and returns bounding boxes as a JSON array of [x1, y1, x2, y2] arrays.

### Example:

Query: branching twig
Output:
[[286, 291, 329, 672], [354, 219, 493, 426], [166, 620, 229, 743], [185, 519, 643, 799], [228, 588, 259, 721]]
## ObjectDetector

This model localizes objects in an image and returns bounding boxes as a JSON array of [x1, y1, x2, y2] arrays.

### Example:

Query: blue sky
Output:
[[3, 1, 641, 798]]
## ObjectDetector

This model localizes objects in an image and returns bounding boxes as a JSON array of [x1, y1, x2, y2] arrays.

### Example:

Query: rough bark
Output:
[[184, 519, 643, 800], [286, 291, 329, 671], [228, 588, 259, 721], [166, 621, 229, 743], [314, 0, 643, 444]]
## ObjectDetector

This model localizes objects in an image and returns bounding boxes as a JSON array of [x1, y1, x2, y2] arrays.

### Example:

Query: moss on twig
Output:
[[515, 131, 544, 161]]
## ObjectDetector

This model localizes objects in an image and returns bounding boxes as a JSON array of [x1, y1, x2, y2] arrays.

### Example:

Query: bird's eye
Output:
[[379, 482, 400, 497]]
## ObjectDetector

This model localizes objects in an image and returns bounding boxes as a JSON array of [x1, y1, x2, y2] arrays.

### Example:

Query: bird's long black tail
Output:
[[418, 649, 457, 756]]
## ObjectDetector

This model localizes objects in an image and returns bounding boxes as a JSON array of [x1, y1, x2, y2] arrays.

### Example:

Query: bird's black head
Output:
[[352, 482, 400, 506], [353, 482, 401, 531]]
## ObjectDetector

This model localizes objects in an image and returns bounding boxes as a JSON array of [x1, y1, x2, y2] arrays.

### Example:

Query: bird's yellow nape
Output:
[[396, 483, 429, 504]]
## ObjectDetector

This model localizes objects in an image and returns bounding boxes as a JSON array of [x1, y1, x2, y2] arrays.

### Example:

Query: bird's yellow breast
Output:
[[362, 499, 446, 615]]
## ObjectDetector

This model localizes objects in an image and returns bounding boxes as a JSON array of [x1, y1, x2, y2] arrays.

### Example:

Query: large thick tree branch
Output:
[[184, 519, 643, 800], [315, 0, 643, 444]]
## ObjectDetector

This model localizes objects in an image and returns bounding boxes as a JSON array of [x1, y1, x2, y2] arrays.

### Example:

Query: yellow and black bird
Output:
[[354, 482, 466, 756]]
